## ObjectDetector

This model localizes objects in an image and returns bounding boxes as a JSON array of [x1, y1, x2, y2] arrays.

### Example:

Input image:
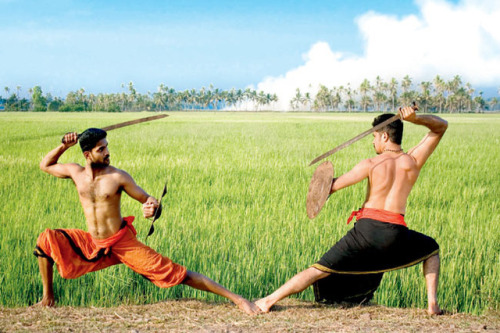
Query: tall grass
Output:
[[0, 112, 498, 314]]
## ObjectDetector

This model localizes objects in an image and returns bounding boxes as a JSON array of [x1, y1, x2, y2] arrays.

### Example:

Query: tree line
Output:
[[294, 75, 498, 113], [0, 83, 278, 112], [1, 75, 499, 112]]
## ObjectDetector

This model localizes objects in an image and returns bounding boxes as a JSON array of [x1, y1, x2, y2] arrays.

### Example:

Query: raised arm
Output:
[[40, 132, 81, 178], [330, 158, 371, 194], [400, 107, 448, 169]]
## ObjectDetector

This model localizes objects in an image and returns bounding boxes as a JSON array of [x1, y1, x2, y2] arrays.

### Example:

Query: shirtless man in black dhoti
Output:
[[255, 106, 448, 315]]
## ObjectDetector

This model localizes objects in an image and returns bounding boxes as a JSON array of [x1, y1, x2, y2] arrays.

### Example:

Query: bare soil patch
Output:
[[1, 299, 498, 332]]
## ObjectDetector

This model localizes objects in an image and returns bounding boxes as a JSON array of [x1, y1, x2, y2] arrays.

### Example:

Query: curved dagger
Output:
[[146, 181, 168, 239]]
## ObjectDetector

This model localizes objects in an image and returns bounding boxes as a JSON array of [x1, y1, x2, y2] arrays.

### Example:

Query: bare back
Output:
[[363, 152, 419, 214], [331, 111, 448, 215]]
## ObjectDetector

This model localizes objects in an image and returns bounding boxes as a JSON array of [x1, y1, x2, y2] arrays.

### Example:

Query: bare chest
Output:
[[75, 175, 122, 203]]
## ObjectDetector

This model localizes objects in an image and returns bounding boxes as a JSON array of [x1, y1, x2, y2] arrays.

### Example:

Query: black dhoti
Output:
[[312, 210, 439, 304]]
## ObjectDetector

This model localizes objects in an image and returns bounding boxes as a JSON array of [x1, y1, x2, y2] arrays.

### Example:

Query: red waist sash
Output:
[[92, 216, 136, 252], [347, 208, 407, 227]]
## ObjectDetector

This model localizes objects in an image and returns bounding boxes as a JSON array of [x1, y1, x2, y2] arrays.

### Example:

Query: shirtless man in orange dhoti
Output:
[[34, 128, 259, 315], [255, 106, 448, 315]]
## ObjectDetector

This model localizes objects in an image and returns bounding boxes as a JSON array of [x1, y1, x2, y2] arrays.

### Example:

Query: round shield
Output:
[[306, 161, 334, 219]]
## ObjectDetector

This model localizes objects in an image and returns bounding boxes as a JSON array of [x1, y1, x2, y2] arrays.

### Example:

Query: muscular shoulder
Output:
[[399, 153, 417, 169], [67, 163, 85, 171], [109, 166, 135, 184], [63, 163, 85, 177]]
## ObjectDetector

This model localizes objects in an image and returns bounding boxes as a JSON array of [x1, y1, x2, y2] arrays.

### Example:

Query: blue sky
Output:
[[2, 0, 499, 101]]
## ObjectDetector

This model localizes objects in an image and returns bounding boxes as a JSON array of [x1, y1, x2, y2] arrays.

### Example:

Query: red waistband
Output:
[[347, 208, 407, 227], [92, 216, 136, 250]]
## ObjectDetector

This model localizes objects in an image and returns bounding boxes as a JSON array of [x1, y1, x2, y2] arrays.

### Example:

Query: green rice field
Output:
[[0, 112, 498, 315]]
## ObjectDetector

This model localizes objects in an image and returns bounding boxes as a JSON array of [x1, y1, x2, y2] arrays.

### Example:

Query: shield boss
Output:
[[306, 161, 334, 219]]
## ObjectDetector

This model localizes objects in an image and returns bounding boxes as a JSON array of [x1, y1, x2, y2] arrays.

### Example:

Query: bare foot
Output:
[[428, 303, 442, 315], [254, 297, 273, 313], [31, 297, 55, 308], [234, 297, 261, 315]]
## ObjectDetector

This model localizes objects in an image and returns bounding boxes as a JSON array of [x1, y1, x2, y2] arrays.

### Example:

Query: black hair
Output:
[[372, 113, 403, 145], [79, 128, 107, 152]]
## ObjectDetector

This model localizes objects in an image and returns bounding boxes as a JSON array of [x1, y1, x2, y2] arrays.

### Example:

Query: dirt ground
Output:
[[1, 299, 498, 332]]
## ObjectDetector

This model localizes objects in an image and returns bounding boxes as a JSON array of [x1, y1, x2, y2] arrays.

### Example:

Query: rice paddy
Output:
[[0, 111, 498, 315]]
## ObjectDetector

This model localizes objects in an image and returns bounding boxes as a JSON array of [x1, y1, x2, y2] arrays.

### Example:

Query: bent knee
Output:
[[35, 229, 58, 256]]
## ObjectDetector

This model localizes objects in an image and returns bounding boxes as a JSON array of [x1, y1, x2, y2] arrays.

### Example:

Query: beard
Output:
[[91, 156, 110, 168]]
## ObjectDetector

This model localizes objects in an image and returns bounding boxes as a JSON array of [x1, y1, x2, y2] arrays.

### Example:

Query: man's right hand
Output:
[[62, 132, 78, 148], [399, 106, 418, 123]]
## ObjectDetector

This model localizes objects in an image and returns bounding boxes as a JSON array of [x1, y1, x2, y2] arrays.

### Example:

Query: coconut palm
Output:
[[433, 75, 446, 113], [418, 81, 433, 113], [359, 79, 371, 112], [488, 97, 498, 111], [400, 75, 413, 106], [388, 78, 398, 111], [473, 91, 485, 113], [372, 76, 387, 112], [465, 82, 475, 112], [314, 85, 331, 111]]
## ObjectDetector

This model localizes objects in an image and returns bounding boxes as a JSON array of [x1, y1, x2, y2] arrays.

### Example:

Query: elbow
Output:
[[439, 120, 448, 135], [434, 119, 448, 136], [39, 161, 50, 173]]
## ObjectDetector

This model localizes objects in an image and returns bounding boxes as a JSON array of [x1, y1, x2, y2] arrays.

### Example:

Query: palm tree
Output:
[[304, 92, 312, 111], [388, 78, 398, 111], [418, 81, 432, 113], [127, 82, 137, 111], [433, 75, 446, 113], [400, 75, 413, 106], [372, 76, 387, 112], [344, 84, 355, 112], [465, 82, 474, 112], [314, 85, 331, 111], [360, 95, 372, 112], [334, 86, 343, 111], [488, 97, 498, 111], [359, 79, 371, 112], [473, 91, 485, 113], [447, 75, 462, 112], [290, 88, 303, 111], [211, 87, 221, 110]]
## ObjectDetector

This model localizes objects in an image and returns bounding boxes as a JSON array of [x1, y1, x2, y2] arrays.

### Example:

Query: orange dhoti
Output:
[[33, 216, 187, 288]]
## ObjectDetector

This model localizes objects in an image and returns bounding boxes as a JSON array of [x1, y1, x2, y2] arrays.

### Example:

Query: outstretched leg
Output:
[[423, 254, 441, 315], [255, 267, 330, 313], [182, 270, 260, 315], [34, 257, 55, 307]]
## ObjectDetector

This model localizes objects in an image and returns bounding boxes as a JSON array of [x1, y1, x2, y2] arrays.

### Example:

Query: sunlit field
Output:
[[0, 111, 498, 315]]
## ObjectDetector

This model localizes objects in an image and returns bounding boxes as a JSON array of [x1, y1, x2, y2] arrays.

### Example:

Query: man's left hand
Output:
[[143, 197, 159, 219]]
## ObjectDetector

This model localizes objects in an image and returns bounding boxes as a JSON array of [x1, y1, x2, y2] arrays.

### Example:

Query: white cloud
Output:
[[255, 0, 500, 110]]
